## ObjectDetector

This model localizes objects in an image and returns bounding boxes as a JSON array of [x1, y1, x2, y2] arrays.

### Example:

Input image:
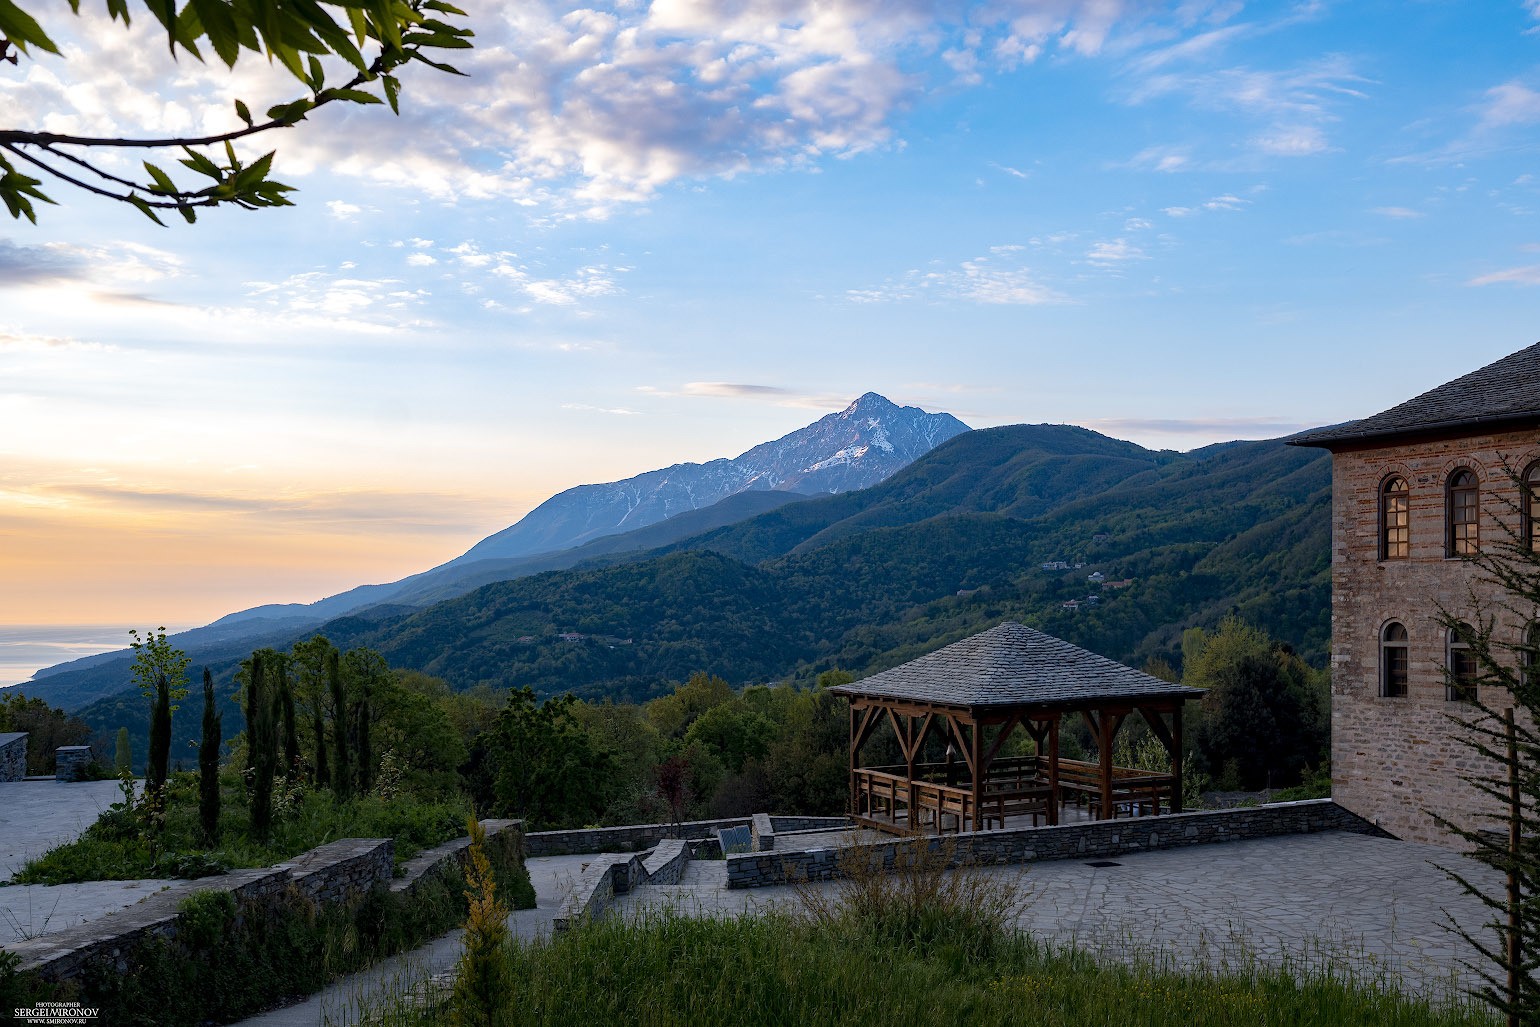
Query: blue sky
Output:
[[2, 0, 1539, 633]]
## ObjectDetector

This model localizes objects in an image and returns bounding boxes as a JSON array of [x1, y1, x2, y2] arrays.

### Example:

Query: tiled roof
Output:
[[827, 622, 1203, 710], [1291, 342, 1540, 448]]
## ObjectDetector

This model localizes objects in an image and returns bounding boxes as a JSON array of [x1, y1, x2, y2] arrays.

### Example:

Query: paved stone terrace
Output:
[[618, 831, 1498, 1004]]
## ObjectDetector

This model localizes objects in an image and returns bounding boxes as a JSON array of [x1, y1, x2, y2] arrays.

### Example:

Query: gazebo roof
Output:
[[828, 621, 1203, 710]]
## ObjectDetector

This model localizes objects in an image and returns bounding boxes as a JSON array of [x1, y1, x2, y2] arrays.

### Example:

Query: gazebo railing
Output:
[[854, 754, 1178, 831]]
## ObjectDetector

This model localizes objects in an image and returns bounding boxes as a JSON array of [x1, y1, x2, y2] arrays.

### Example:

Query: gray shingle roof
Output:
[[1290, 342, 1540, 448], [828, 622, 1203, 710]]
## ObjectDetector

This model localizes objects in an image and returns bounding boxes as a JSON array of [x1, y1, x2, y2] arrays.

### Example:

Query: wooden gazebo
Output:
[[827, 622, 1204, 835]]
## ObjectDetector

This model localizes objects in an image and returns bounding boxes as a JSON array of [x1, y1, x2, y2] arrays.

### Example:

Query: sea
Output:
[[0, 626, 138, 690]]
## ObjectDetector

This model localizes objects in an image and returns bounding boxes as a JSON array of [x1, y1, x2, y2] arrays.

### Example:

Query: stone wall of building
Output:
[[0, 732, 27, 782], [725, 800, 1388, 888], [1329, 427, 1540, 846]]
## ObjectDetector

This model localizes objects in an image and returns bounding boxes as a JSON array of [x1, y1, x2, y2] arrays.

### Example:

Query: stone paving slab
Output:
[[617, 831, 1498, 1004], [0, 779, 128, 882], [0, 879, 199, 945]]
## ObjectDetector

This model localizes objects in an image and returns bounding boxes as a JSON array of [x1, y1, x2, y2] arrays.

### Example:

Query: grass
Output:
[[366, 908, 1493, 1027], [12, 769, 473, 884], [364, 838, 1494, 1027]]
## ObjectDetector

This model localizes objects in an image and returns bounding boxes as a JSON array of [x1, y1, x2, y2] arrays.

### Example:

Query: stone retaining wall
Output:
[[526, 815, 847, 856], [725, 800, 1389, 888], [554, 835, 701, 931], [54, 745, 91, 782], [751, 813, 775, 851], [9, 819, 524, 985], [0, 732, 26, 782], [641, 839, 690, 885]]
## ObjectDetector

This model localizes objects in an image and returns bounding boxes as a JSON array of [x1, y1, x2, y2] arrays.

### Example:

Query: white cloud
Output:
[[1370, 206, 1422, 219], [852, 250, 1062, 305], [520, 266, 625, 306], [1086, 238, 1148, 266], [1251, 124, 1327, 156], [4, 2, 1269, 217], [1469, 264, 1540, 286], [327, 200, 362, 220], [1124, 217, 1153, 230], [1478, 81, 1540, 128], [406, 253, 438, 267]]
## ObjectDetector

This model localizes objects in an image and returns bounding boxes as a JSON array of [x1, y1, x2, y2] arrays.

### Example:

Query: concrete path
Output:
[[0, 779, 127, 881], [618, 831, 1496, 1004], [234, 852, 595, 1027]]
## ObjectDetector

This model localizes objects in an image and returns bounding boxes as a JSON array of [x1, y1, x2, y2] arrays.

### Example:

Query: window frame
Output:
[[1446, 468, 1479, 557], [1380, 475, 1410, 561], [1380, 621, 1409, 698], [1447, 624, 1478, 702], [1524, 462, 1540, 554]]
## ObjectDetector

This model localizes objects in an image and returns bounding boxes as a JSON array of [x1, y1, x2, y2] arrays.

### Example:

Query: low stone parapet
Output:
[[54, 746, 91, 782], [751, 813, 775, 851], [725, 800, 1390, 889]]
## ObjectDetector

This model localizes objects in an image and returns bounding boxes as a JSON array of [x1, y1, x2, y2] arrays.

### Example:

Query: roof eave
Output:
[[1289, 411, 1540, 451]]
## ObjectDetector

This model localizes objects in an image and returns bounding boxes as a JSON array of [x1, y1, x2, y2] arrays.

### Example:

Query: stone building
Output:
[[1292, 342, 1540, 846]]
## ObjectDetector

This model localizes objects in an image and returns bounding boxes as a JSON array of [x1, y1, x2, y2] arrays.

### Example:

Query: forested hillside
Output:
[[62, 424, 1331, 755]]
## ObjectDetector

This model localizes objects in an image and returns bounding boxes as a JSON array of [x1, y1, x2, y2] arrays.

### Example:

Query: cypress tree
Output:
[[277, 658, 300, 779], [312, 704, 330, 788], [198, 668, 221, 846], [328, 647, 351, 800], [114, 727, 131, 775], [247, 652, 276, 839], [356, 674, 373, 796]]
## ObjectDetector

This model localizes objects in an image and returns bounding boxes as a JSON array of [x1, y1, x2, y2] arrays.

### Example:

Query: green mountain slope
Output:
[[66, 425, 1331, 757]]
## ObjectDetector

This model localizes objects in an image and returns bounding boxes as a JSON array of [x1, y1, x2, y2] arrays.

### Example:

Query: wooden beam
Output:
[[851, 705, 880, 763], [1137, 706, 1175, 755], [981, 713, 1022, 773], [969, 711, 984, 833], [1081, 709, 1101, 739], [944, 715, 977, 779]]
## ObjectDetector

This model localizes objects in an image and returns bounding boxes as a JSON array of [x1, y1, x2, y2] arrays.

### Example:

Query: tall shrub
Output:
[[277, 657, 300, 779], [199, 667, 222, 846]]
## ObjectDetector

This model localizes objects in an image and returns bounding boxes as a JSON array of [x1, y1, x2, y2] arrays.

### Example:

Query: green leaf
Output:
[[423, 1, 469, 16], [179, 147, 223, 180], [307, 54, 325, 91], [317, 88, 383, 105], [234, 99, 253, 127], [0, 0, 62, 55], [142, 161, 179, 196], [127, 193, 167, 227], [382, 74, 401, 115], [177, 203, 197, 224]]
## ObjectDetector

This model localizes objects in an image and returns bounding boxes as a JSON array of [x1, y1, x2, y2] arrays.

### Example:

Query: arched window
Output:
[[1524, 462, 1540, 553], [1522, 622, 1540, 688], [1447, 624, 1478, 702], [1380, 622, 1408, 697], [1447, 469, 1479, 556], [1380, 476, 1409, 560]]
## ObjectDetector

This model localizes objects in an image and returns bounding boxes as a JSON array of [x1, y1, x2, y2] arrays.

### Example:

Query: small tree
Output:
[[1434, 464, 1540, 1025], [198, 668, 222, 846], [449, 817, 511, 1027], [129, 627, 190, 806]]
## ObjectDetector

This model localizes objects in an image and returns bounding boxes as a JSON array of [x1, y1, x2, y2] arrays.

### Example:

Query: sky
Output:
[[1, 0, 1539, 642]]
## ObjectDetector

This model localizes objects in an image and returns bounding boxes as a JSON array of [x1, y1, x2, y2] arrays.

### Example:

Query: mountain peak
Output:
[[450, 394, 971, 565]]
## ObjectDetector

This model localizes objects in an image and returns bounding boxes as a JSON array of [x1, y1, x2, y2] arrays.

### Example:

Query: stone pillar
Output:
[[0, 732, 27, 781], [55, 745, 93, 782]]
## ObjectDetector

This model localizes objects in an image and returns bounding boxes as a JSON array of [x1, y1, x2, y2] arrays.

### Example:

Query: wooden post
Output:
[[849, 703, 858, 818], [904, 713, 918, 832], [969, 717, 983, 833], [1047, 715, 1060, 827], [1099, 708, 1113, 821], [1171, 704, 1184, 815], [1506, 707, 1520, 1027]]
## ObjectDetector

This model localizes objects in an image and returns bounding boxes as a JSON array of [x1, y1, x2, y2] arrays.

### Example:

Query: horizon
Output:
[[4, 2, 1538, 631]]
